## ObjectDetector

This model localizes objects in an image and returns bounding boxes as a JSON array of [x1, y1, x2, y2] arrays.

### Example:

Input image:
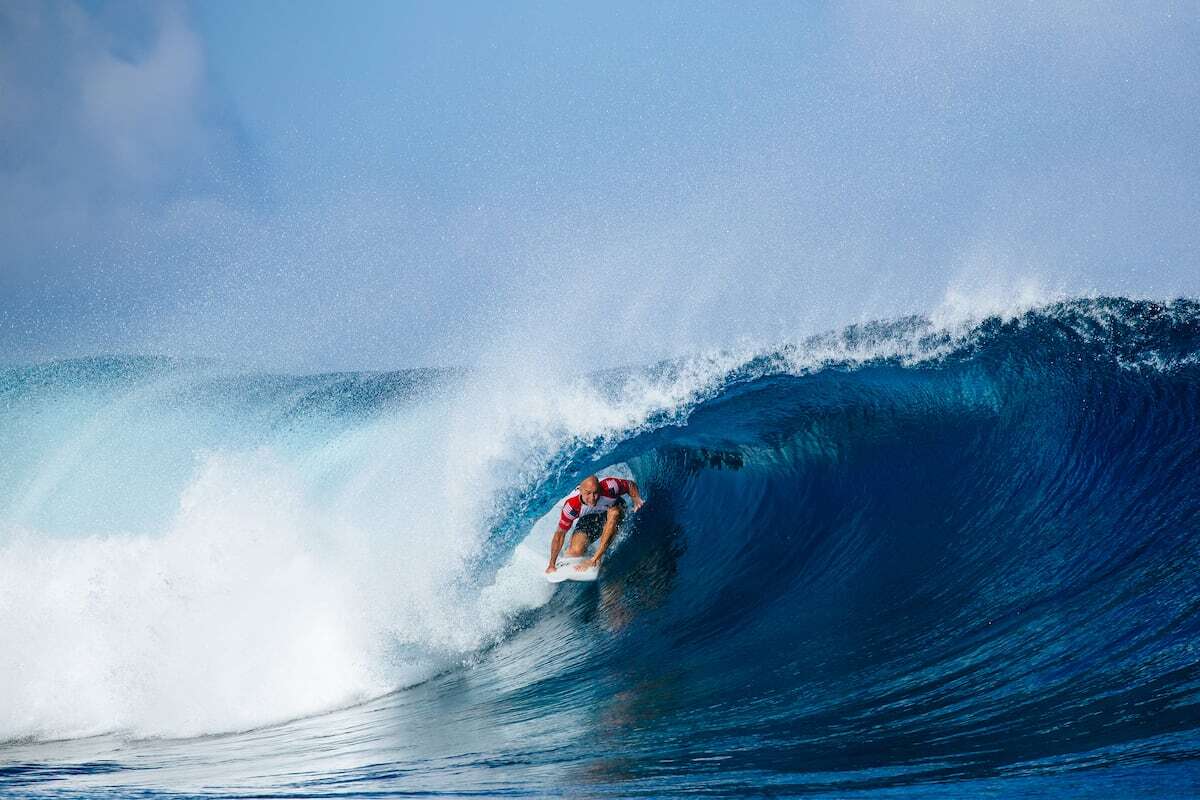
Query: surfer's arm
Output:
[[604, 477, 644, 511], [547, 525, 569, 572], [587, 506, 623, 568], [626, 480, 644, 511]]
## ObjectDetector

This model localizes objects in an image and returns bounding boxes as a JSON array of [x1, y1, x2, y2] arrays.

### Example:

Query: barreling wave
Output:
[[2, 296, 1199, 796]]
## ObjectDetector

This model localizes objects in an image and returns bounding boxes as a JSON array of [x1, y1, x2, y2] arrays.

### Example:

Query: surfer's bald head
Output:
[[579, 474, 601, 505]]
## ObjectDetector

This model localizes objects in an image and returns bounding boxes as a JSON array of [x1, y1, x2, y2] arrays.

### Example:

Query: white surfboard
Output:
[[546, 555, 600, 583]]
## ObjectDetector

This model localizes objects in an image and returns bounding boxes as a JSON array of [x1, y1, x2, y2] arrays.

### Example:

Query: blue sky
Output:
[[2, 1, 1197, 370]]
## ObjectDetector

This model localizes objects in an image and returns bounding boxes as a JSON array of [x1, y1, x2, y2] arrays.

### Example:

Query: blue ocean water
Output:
[[2, 297, 1199, 798]]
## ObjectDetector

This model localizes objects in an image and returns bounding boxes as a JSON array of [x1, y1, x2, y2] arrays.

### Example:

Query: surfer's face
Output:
[[579, 482, 600, 505]]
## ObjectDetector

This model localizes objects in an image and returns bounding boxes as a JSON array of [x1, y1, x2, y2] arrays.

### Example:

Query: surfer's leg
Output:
[[564, 513, 597, 556], [566, 513, 603, 556], [566, 531, 590, 556]]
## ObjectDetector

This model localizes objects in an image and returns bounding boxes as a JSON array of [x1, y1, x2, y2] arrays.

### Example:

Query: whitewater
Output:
[[2, 296, 1199, 797]]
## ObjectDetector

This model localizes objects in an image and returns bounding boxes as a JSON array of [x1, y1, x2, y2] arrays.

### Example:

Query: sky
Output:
[[1, 1, 1197, 371]]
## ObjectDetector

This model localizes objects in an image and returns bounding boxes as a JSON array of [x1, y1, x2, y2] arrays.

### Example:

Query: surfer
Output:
[[547, 474, 644, 573]]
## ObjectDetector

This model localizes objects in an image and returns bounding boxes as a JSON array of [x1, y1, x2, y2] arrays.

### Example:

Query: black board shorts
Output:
[[573, 499, 626, 538]]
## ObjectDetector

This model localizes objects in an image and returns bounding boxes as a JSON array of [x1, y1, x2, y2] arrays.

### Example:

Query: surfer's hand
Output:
[[632, 497, 644, 512]]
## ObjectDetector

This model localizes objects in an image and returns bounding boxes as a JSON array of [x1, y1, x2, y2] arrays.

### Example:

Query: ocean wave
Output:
[[2, 296, 1199, 795]]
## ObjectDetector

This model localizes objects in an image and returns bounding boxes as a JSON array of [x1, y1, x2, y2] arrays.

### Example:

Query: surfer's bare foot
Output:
[[545, 564, 557, 574], [575, 559, 599, 571]]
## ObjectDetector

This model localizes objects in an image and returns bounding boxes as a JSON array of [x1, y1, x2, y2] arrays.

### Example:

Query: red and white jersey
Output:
[[557, 477, 633, 530]]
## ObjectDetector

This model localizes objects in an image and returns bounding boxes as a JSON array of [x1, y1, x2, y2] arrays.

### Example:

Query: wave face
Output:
[[2, 297, 1200, 797]]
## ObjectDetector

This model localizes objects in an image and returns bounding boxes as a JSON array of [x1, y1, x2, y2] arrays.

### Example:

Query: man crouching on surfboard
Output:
[[547, 474, 644, 573]]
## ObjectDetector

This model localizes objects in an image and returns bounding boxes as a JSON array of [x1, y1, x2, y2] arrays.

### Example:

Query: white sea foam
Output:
[[0, 351, 756, 741]]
